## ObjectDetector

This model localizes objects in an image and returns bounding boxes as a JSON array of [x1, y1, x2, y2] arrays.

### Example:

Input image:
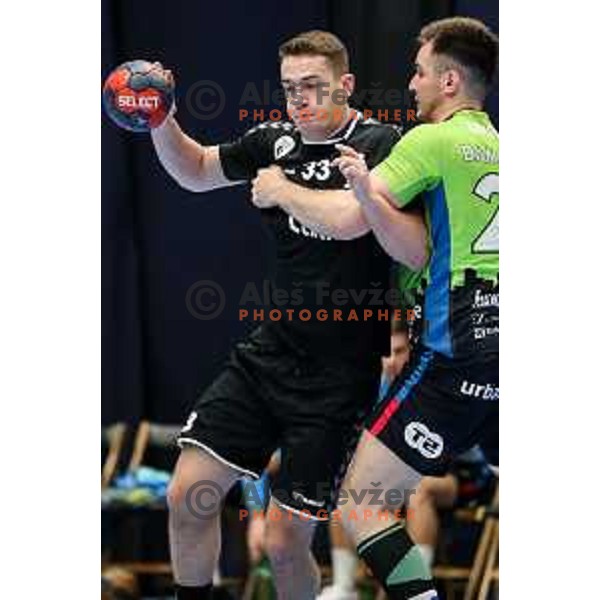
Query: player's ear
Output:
[[340, 73, 356, 97], [441, 69, 460, 97]]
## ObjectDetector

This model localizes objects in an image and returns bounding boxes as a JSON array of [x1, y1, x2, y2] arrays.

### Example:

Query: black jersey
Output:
[[219, 112, 402, 364]]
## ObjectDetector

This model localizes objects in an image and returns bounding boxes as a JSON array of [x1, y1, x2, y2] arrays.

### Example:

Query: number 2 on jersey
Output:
[[471, 172, 499, 253]]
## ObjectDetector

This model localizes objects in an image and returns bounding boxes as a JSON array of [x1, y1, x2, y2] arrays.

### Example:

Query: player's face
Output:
[[390, 331, 410, 376], [280, 55, 354, 140], [382, 331, 410, 380], [409, 42, 445, 122]]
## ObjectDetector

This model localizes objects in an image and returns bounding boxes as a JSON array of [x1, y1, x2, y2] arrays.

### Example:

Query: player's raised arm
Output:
[[147, 64, 239, 193], [148, 62, 280, 194], [151, 113, 237, 193]]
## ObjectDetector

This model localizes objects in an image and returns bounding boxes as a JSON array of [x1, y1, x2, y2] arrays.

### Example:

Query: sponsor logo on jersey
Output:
[[473, 326, 499, 340], [472, 289, 499, 309], [460, 380, 499, 401], [404, 422, 444, 459], [457, 143, 498, 164], [288, 215, 333, 241], [274, 135, 296, 160]]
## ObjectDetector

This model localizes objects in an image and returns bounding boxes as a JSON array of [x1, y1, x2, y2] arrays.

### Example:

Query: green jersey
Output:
[[396, 263, 423, 304], [395, 263, 424, 342], [375, 110, 499, 358]]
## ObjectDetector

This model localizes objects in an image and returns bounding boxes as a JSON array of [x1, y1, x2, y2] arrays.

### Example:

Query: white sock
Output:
[[331, 547, 358, 591], [409, 591, 438, 600], [416, 544, 435, 569], [212, 565, 221, 585]]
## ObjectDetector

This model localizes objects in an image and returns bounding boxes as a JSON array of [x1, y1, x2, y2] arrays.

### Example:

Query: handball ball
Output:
[[103, 60, 174, 132]]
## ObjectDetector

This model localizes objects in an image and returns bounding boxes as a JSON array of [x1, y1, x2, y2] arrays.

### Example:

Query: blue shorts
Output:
[[368, 343, 498, 477]]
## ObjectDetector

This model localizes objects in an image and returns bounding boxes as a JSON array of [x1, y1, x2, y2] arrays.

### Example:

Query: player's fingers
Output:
[[332, 156, 357, 170], [347, 166, 361, 180], [336, 146, 366, 170], [153, 62, 174, 85], [339, 159, 366, 180], [339, 164, 359, 182], [335, 143, 360, 158], [155, 63, 171, 79], [338, 160, 353, 175]]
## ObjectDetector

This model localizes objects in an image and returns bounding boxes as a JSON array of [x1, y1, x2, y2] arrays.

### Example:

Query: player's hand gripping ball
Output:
[[103, 60, 174, 132]]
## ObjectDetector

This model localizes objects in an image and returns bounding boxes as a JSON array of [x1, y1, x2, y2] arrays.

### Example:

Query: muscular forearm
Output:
[[150, 116, 206, 190], [277, 182, 369, 240], [150, 116, 234, 193], [274, 180, 428, 266], [358, 191, 429, 270]]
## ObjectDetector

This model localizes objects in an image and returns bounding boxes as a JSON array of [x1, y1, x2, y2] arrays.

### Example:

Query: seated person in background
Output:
[[245, 452, 281, 566], [101, 566, 139, 600], [408, 445, 495, 570]]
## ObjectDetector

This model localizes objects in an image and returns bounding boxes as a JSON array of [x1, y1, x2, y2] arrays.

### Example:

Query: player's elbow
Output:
[[405, 255, 426, 271], [173, 176, 196, 192], [406, 247, 429, 271], [399, 243, 429, 271], [387, 236, 429, 270], [172, 173, 211, 193]]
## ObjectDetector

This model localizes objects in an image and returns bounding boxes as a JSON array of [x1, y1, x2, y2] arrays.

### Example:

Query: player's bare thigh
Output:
[[340, 430, 423, 537]]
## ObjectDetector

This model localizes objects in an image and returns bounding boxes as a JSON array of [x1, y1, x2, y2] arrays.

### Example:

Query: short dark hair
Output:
[[418, 17, 498, 96], [391, 317, 409, 336], [279, 30, 349, 76]]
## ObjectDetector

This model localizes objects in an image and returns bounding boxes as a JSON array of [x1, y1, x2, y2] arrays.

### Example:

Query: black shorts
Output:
[[368, 343, 498, 477], [178, 326, 380, 519]]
